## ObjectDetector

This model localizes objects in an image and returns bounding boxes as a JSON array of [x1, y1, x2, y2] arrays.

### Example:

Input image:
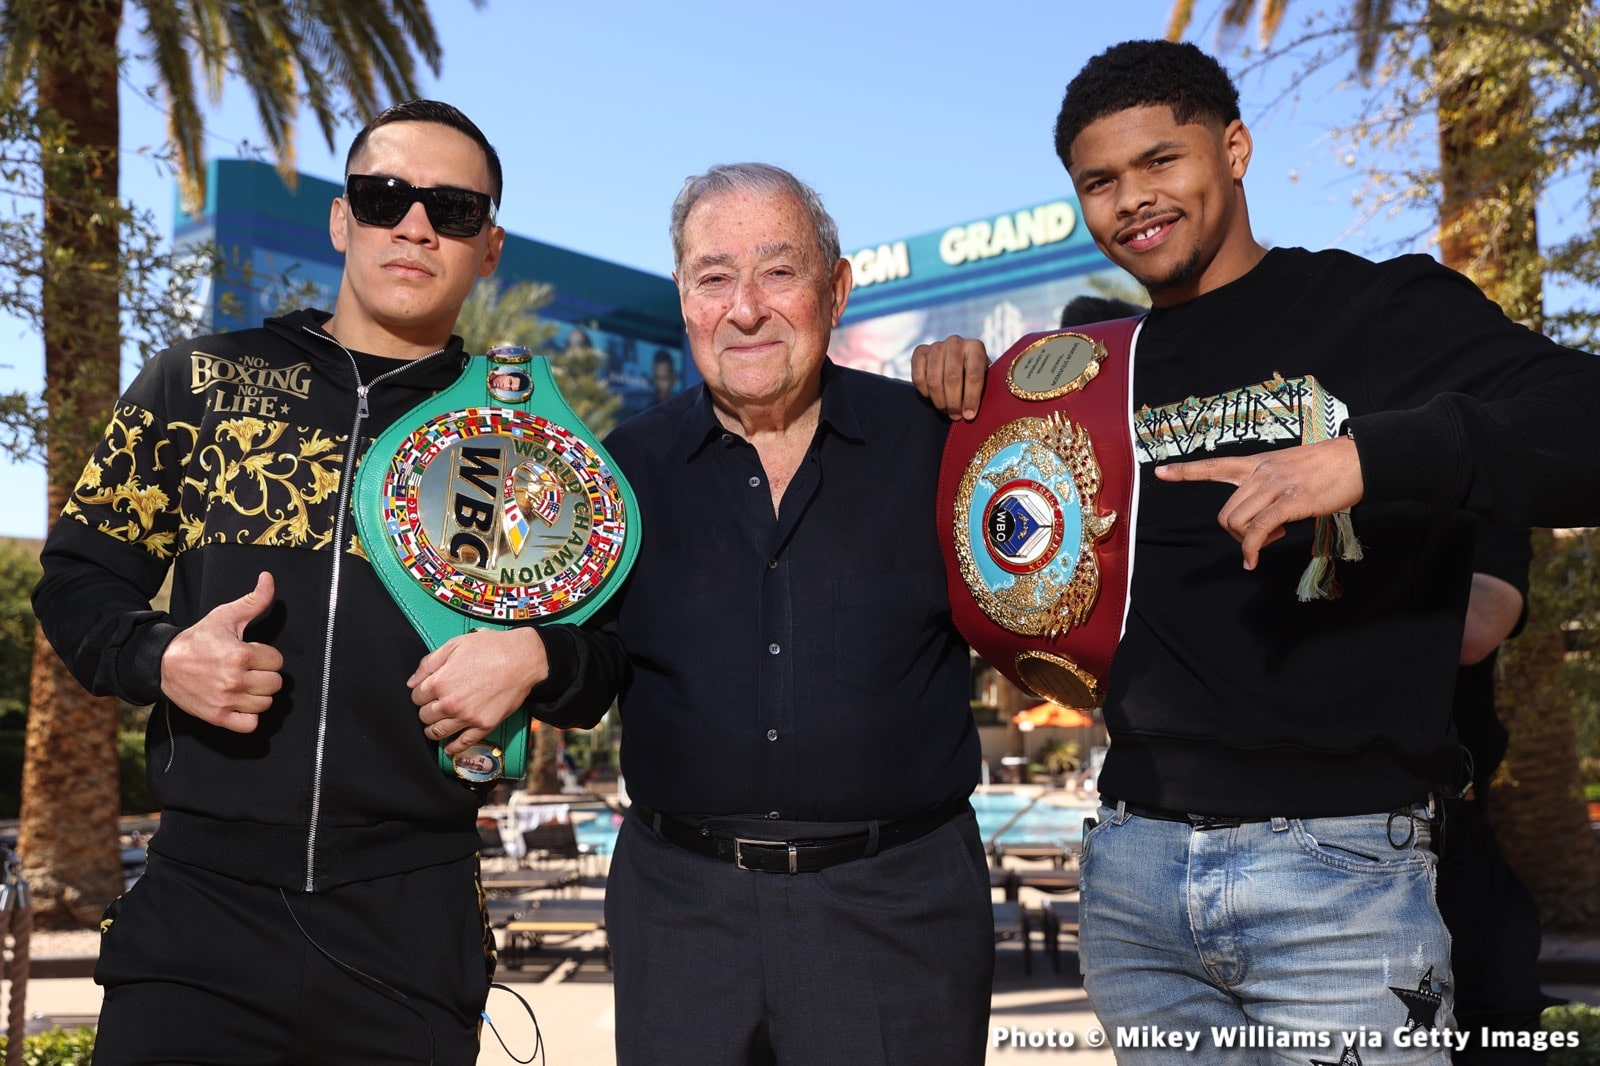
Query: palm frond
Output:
[[0, 0, 41, 108], [1166, 0, 1198, 41]]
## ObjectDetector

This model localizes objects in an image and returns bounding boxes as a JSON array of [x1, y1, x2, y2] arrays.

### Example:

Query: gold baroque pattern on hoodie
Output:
[[65, 402, 351, 557]]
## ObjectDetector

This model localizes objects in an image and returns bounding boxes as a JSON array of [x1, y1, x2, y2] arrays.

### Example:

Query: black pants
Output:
[[1436, 797, 1555, 1065], [93, 852, 491, 1066], [606, 808, 995, 1066]]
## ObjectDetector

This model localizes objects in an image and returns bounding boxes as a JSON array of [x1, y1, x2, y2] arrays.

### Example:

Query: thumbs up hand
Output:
[[160, 571, 285, 731]]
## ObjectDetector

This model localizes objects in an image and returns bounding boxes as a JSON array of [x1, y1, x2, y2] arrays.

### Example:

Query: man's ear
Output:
[[329, 197, 349, 254], [478, 225, 505, 279], [828, 257, 854, 327], [1223, 119, 1253, 181]]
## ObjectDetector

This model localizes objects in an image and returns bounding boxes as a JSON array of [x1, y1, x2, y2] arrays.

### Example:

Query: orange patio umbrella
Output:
[[1011, 702, 1095, 729]]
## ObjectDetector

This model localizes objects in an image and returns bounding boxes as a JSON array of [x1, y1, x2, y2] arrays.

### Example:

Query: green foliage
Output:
[[0, 1, 462, 213], [550, 335, 624, 439], [1520, 529, 1600, 774], [1176, 0, 1599, 345], [454, 278, 623, 436], [0, 728, 20, 817], [0, 94, 211, 464], [0, 1025, 96, 1064], [970, 700, 1001, 725], [0, 538, 40, 726], [455, 276, 558, 353], [119, 726, 156, 814], [1039, 740, 1081, 775], [1544, 1002, 1600, 1065]]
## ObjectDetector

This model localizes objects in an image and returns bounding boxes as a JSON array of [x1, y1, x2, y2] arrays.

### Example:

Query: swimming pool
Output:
[[971, 790, 1097, 848], [564, 788, 1096, 856]]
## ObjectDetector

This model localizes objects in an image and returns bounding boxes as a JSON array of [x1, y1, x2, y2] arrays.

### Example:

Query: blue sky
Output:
[[0, 0, 1531, 537]]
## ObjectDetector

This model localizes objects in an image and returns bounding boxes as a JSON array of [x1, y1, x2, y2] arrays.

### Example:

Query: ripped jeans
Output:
[[1079, 801, 1454, 1065]]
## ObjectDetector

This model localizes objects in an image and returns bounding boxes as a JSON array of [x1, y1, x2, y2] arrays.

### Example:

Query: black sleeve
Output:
[[31, 354, 191, 706], [33, 489, 179, 706], [520, 593, 631, 729], [1347, 257, 1600, 528]]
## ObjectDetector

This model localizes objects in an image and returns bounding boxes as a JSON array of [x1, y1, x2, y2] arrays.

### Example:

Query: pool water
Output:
[[567, 789, 1095, 857], [971, 790, 1096, 847]]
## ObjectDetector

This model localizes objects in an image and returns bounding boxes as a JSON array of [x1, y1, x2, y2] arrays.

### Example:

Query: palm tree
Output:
[[1168, 0, 1600, 929], [0, 0, 462, 927]]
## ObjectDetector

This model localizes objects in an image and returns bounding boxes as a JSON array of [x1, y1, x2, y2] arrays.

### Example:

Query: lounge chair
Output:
[[520, 822, 596, 877]]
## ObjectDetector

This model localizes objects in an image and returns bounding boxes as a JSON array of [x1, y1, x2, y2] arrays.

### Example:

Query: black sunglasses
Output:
[[343, 174, 497, 238]]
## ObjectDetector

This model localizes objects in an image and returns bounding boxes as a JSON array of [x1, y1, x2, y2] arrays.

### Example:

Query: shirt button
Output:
[[768, 642, 780, 655], [748, 476, 761, 488], [721, 433, 734, 444], [767, 558, 778, 570], [767, 811, 781, 820], [766, 729, 778, 741]]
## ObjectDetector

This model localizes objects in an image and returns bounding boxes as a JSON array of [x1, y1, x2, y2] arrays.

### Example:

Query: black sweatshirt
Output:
[[1099, 247, 1600, 818]]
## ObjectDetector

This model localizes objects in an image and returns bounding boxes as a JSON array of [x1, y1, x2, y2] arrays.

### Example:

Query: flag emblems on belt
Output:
[[353, 345, 640, 782], [379, 408, 628, 621]]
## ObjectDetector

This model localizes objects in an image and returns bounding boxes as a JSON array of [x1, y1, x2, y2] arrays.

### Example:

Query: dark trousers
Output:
[[1436, 797, 1555, 1065], [93, 852, 491, 1066], [606, 808, 995, 1066]]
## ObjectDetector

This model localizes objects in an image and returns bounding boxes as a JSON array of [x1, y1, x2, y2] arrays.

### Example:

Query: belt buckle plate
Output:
[[734, 837, 798, 874], [1187, 813, 1243, 831]]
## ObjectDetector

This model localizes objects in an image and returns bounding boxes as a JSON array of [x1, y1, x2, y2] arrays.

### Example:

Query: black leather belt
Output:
[[1110, 799, 1272, 831], [632, 799, 969, 874]]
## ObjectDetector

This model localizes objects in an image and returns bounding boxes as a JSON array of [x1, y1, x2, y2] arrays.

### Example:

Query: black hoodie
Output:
[[34, 309, 605, 891]]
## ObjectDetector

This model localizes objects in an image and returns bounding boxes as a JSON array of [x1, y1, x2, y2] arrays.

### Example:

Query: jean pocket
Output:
[[1291, 812, 1434, 875], [1078, 806, 1114, 868]]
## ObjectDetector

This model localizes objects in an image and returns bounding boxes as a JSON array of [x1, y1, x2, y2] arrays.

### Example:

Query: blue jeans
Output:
[[1080, 802, 1455, 1065]]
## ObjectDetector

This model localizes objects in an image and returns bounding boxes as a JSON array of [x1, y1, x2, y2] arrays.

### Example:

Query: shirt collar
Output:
[[675, 357, 867, 460]]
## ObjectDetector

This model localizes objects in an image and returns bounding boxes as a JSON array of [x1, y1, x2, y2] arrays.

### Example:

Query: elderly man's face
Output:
[[675, 187, 850, 414]]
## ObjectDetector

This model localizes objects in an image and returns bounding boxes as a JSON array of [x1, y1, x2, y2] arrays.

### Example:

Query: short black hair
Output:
[[1053, 40, 1241, 171], [345, 99, 504, 207], [1059, 295, 1145, 329]]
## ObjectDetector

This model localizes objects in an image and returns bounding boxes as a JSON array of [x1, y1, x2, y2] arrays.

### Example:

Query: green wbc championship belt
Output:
[[352, 345, 639, 783]]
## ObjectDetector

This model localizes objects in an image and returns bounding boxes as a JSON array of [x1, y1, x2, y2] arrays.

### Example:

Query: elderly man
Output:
[[567, 163, 993, 1065]]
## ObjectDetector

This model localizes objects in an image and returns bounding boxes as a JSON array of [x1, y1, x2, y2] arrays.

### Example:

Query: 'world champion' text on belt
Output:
[[381, 407, 627, 622]]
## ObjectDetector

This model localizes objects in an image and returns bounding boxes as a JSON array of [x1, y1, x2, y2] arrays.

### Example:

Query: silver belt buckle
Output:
[[734, 837, 799, 874]]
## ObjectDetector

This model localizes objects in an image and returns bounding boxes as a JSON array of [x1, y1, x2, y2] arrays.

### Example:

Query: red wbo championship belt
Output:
[[936, 318, 1140, 709]]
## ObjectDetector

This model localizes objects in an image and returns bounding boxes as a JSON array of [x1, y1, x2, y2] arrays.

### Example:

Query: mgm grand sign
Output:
[[355, 346, 638, 781]]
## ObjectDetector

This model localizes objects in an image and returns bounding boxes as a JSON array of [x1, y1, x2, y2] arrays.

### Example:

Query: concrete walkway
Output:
[[7, 936, 1113, 1065], [8, 852, 1598, 1066]]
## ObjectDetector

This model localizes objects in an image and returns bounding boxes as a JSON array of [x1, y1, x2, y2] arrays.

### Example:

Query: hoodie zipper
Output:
[[301, 327, 449, 892]]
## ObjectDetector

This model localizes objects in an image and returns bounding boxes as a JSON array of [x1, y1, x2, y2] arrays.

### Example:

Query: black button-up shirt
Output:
[[598, 359, 978, 821]]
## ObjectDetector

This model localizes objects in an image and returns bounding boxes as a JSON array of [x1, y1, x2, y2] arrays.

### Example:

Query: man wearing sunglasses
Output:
[[34, 99, 610, 1064]]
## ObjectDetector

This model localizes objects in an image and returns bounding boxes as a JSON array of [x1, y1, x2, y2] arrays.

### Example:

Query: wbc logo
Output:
[[377, 408, 627, 621]]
